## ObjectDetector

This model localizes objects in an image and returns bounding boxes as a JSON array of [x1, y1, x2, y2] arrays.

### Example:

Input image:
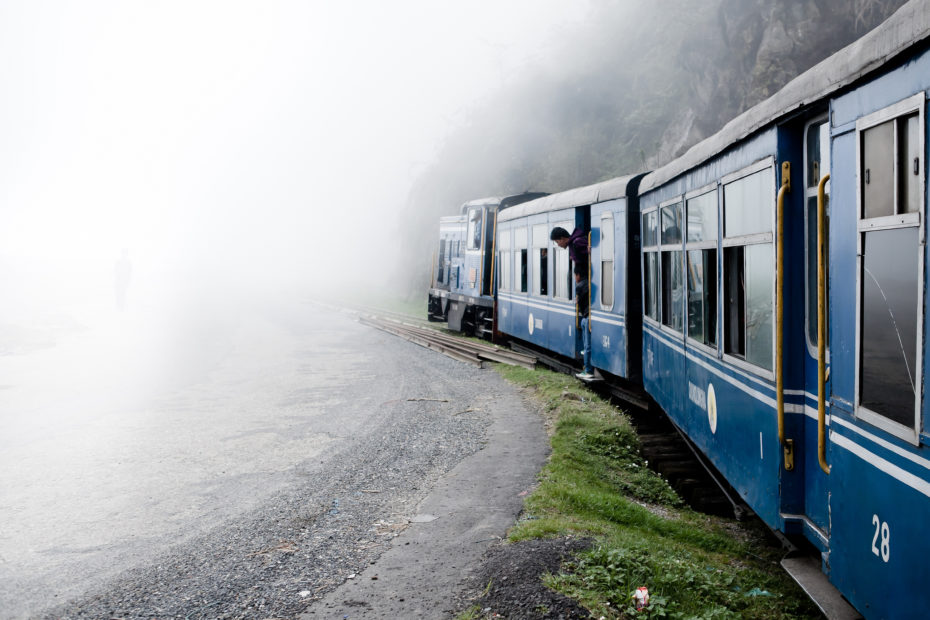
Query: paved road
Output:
[[0, 301, 548, 619]]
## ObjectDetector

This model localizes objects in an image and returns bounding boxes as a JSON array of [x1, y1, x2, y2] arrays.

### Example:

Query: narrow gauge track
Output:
[[357, 314, 536, 369], [355, 308, 745, 519]]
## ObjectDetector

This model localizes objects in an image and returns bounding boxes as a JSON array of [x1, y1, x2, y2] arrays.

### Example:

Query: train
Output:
[[427, 3, 930, 618]]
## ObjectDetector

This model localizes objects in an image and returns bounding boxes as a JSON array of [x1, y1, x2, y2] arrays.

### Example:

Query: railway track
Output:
[[357, 313, 537, 369]]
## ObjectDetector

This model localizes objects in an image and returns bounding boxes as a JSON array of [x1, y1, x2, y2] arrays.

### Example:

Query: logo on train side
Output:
[[528, 312, 534, 335], [708, 383, 717, 434]]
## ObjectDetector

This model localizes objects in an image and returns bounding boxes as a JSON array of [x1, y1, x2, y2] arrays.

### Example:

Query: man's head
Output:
[[550, 227, 570, 249]]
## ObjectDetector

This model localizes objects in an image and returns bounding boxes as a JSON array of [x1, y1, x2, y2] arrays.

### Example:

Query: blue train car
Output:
[[636, 3, 930, 617], [497, 176, 642, 377], [430, 193, 546, 337]]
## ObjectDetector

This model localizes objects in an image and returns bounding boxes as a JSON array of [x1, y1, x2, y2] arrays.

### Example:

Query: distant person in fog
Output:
[[574, 264, 593, 380], [114, 249, 132, 311], [550, 226, 589, 273]]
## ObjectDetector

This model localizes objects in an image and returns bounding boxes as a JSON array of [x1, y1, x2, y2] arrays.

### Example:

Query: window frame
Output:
[[854, 93, 925, 444], [498, 226, 512, 292], [532, 223, 549, 298], [552, 219, 574, 301], [641, 206, 660, 325], [600, 211, 615, 311], [803, 116, 831, 361], [684, 182, 719, 354], [467, 208, 484, 251], [658, 196, 685, 336], [514, 225, 529, 294], [720, 158, 777, 380]]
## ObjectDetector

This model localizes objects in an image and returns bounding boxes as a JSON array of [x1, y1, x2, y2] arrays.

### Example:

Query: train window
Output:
[[660, 201, 684, 332], [515, 227, 528, 293], [467, 208, 484, 250], [724, 167, 773, 237], [644, 253, 658, 320], [661, 203, 682, 244], [498, 230, 511, 291], [437, 239, 446, 284], [552, 220, 573, 301], [805, 119, 830, 353], [600, 213, 614, 309], [723, 166, 775, 372], [855, 95, 924, 438], [661, 251, 684, 331], [642, 210, 659, 321], [686, 190, 717, 243], [860, 228, 919, 426], [532, 224, 548, 296], [686, 188, 717, 348]]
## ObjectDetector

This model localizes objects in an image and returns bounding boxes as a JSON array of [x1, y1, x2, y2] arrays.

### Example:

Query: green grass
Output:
[[495, 365, 820, 619]]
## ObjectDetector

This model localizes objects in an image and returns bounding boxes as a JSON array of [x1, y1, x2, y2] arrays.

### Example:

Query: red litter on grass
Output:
[[633, 586, 650, 611]]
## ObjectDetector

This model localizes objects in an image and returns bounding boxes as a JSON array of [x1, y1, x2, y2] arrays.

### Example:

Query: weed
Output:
[[494, 364, 820, 619]]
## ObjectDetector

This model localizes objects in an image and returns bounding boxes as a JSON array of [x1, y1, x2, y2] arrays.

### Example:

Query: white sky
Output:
[[0, 0, 589, 318]]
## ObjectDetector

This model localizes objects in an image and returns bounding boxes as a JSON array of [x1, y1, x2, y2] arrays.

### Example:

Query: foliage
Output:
[[495, 365, 820, 619]]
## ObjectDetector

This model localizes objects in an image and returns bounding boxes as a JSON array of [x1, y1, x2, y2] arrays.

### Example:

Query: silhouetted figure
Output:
[[114, 249, 132, 311]]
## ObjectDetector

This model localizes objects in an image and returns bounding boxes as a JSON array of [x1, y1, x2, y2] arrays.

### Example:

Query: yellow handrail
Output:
[[777, 162, 792, 471], [489, 210, 498, 297], [817, 173, 831, 475], [588, 231, 593, 333]]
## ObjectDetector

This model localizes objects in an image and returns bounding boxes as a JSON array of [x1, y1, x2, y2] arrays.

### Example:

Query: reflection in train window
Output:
[[498, 230, 511, 291], [860, 227, 918, 425], [856, 97, 924, 435], [686, 189, 717, 348], [600, 213, 614, 309], [723, 167, 774, 371], [467, 208, 484, 250], [642, 210, 659, 321]]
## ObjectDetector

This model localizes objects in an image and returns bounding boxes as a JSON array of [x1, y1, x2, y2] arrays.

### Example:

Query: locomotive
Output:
[[428, 2, 930, 617]]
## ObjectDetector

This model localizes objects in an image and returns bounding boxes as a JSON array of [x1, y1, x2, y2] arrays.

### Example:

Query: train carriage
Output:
[[637, 3, 930, 616], [496, 176, 643, 378]]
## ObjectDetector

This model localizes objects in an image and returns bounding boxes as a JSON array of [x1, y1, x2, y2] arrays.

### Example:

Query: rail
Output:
[[358, 313, 537, 369]]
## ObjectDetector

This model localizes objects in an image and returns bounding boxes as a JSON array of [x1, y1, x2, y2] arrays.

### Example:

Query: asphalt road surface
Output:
[[0, 301, 548, 619]]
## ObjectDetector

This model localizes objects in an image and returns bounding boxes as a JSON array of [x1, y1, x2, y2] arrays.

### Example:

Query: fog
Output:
[[0, 2, 590, 406]]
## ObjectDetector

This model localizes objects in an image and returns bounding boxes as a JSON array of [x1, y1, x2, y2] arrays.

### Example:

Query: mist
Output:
[[0, 1, 594, 420]]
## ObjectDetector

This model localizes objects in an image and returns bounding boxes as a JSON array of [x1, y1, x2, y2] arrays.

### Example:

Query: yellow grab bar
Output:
[[777, 162, 792, 470], [489, 211, 498, 297], [588, 231, 592, 333], [817, 174, 831, 475]]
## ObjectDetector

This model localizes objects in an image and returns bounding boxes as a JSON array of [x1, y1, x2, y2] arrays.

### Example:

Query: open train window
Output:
[[552, 220, 573, 301], [660, 199, 684, 332], [532, 224, 548, 297], [722, 162, 775, 374], [855, 94, 924, 442], [600, 213, 615, 310], [642, 209, 659, 321], [805, 119, 831, 357], [498, 229, 511, 291], [685, 186, 718, 349], [515, 226, 528, 293], [467, 208, 484, 250]]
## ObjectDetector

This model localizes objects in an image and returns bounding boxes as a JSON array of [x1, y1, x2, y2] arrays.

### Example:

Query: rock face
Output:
[[402, 0, 909, 294]]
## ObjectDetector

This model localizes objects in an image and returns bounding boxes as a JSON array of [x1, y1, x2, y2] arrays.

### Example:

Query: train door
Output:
[[798, 117, 832, 540]]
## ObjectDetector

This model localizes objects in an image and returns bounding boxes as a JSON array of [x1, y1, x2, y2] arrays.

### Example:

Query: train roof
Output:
[[498, 174, 642, 222], [639, 0, 930, 194], [459, 192, 549, 214]]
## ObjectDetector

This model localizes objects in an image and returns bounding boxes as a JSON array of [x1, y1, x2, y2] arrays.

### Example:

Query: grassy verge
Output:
[[495, 365, 820, 619]]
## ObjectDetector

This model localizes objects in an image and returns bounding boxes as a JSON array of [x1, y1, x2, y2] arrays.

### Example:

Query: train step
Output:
[[781, 555, 862, 620]]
